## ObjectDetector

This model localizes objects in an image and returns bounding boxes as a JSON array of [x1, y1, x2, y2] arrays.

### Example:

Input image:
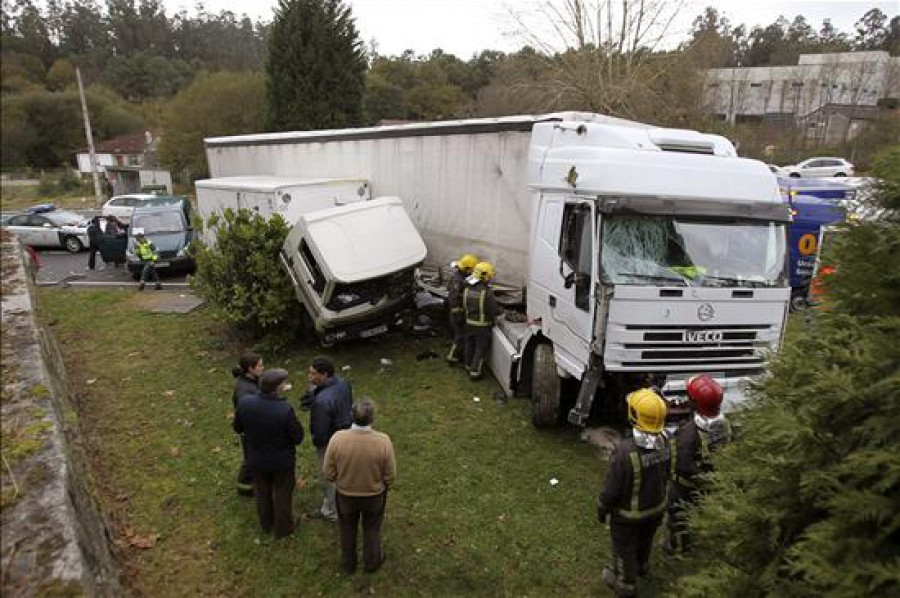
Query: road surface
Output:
[[35, 248, 189, 288]]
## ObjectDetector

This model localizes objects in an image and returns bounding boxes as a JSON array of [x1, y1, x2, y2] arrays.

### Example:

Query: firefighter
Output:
[[462, 261, 499, 380], [666, 375, 732, 553], [596, 389, 670, 597], [446, 253, 479, 365]]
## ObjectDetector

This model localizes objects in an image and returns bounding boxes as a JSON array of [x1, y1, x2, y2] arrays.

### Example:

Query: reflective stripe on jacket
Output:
[[463, 281, 498, 327], [135, 240, 158, 262], [599, 436, 671, 522]]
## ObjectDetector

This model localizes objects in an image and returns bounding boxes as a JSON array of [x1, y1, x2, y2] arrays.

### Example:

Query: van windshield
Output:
[[132, 211, 186, 234], [601, 215, 786, 288]]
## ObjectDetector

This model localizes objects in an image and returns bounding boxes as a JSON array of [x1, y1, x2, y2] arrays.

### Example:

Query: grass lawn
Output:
[[37, 288, 683, 597], [1, 182, 100, 212]]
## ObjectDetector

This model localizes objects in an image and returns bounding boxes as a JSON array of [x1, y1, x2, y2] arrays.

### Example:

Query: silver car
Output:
[[1, 209, 90, 252]]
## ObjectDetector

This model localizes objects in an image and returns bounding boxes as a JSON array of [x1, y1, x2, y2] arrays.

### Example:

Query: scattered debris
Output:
[[169, 446, 180, 457], [127, 351, 140, 357], [380, 358, 393, 367], [550, 478, 559, 486], [341, 365, 352, 372], [126, 532, 159, 549], [162, 390, 176, 397], [473, 396, 481, 403], [85, 378, 97, 385]]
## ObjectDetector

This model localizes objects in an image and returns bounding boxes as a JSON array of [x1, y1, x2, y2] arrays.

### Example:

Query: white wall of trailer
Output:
[[206, 131, 536, 287]]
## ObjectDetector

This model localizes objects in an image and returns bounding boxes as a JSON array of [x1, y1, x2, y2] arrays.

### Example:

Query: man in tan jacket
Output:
[[323, 398, 396, 574]]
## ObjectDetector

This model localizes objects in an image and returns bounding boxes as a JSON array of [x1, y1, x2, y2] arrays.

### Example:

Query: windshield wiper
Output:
[[619, 272, 689, 286]]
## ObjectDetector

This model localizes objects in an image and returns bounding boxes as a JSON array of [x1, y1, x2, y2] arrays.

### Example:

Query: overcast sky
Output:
[[166, 0, 897, 58]]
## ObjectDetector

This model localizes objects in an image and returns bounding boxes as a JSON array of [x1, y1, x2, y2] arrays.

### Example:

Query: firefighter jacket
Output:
[[135, 239, 158, 262], [598, 436, 671, 523], [463, 281, 500, 328], [447, 268, 469, 315], [672, 417, 732, 490]]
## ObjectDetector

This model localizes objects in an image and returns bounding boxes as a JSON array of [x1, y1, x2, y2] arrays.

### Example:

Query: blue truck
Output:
[[787, 194, 845, 310]]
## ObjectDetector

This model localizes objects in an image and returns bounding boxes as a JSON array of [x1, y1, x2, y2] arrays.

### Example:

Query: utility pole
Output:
[[76, 67, 103, 208]]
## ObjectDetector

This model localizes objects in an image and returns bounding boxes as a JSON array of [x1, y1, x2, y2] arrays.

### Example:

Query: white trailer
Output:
[[205, 114, 790, 426]]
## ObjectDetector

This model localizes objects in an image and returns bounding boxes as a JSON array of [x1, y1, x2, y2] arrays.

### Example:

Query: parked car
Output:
[[783, 157, 854, 178], [102, 194, 188, 224], [125, 205, 195, 279], [1, 207, 89, 252]]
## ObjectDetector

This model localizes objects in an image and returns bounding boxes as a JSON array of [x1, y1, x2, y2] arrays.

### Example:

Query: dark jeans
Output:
[[140, 262, 159, 283], [253, 469, 295, 537], [464, 326, 492, 376], [87, 244, 99, 269], [609, 516, 663, 587], [236, 435, 253, 493], [336, 491, 387, 572]]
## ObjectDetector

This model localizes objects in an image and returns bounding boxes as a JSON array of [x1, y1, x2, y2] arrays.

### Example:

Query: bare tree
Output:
[[505, 0, 687, 119]]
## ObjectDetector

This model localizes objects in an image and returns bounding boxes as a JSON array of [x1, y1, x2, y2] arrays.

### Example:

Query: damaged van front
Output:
[[280, 197, 427, 345]]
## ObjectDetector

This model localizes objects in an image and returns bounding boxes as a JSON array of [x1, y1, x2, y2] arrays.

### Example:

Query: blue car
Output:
[[126, 205, 195, 280]]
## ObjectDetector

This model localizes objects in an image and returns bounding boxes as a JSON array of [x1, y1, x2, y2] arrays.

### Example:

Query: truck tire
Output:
[[531, 343, 562, 428]]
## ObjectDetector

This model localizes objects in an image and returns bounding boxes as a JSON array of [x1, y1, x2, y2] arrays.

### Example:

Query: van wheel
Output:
[[64, 236, 83, 253], [531, 343, 562, 428], [789, 172, 801, 178]]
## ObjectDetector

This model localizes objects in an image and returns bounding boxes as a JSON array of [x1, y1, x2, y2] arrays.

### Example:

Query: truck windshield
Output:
[[601, 215, 786, 287], [132, 211, 186, 234]]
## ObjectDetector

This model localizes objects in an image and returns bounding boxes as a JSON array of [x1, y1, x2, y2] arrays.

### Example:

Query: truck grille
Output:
[[611, 324, 774, 371]]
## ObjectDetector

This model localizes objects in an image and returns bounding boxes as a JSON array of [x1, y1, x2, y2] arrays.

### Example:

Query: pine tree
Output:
[[672, 149, 900, 597], [265, 0, 367, 131]]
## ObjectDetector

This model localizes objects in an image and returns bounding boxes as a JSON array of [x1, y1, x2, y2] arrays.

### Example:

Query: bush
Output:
[[190, 209, 301, 340], [672, 147, 900, 597]]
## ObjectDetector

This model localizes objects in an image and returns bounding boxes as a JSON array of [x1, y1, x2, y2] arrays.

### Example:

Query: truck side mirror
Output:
[[564, 271, 576, 289]]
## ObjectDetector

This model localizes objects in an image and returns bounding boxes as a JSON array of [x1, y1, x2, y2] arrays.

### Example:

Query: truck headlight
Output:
[[177, 245, 190, 257], [335, 293, 361, 306]]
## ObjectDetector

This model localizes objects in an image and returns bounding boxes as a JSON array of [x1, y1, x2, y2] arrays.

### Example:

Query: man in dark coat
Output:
[[233, 368, 304, 537], [307, 356, 353, 521], [86, 215, 103, 270]]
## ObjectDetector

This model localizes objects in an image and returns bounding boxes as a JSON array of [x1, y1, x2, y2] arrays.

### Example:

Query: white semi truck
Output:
[[205, 113, 790, 426], [195, 176, 427, 346]]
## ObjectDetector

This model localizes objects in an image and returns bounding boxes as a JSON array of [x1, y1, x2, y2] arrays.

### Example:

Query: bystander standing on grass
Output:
[[231, 352, 263, 497]]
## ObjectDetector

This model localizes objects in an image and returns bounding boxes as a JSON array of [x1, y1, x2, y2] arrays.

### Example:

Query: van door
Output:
[[529, 195, 595, 374]]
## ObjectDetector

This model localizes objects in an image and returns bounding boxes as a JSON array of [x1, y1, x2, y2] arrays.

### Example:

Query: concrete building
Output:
[[75, 130, 159, 174], [703, 51, 899, 144]]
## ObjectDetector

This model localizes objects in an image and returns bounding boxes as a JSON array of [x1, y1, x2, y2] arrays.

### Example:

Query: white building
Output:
[[703, 51, 899, 142], [75, 130, 159, 174]]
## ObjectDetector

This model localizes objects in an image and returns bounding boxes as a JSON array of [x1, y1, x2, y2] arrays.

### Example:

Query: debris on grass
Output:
[[85, 378, 97, 385], [473, 396, 481, 403], [341, 365, 352, 372], [549, 478, 559, 486], [162, 390, 176, 397]]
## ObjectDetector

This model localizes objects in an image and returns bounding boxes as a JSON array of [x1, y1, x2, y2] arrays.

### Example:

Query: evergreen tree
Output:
[[265, 0, 366, 131], [672, 150, 900, 597]]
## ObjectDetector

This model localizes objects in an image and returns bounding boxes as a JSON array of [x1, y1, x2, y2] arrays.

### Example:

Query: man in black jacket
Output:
[[596, 389, 670, 597], [307, 356, 353, 521], [85, 215, 103, 271], [233, 368, 304, 537]]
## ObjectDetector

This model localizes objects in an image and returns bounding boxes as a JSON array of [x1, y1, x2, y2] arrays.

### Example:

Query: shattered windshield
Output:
[[601, 215, 786, 287]]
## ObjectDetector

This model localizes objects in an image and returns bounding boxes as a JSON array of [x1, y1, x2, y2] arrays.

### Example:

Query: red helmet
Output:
[[685, 375, 724, 417]]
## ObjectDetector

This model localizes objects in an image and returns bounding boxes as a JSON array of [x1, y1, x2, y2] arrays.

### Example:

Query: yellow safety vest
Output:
[[463, 286, 492, 327], [136, 241, 158, 262]]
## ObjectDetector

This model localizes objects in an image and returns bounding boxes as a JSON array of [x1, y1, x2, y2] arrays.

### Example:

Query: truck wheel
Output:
[[64, 236, 83, 253], [790, 293, 808, 312], [531, 343, 562, 428]]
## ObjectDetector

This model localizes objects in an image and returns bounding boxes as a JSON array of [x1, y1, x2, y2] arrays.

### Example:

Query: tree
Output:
[[507, 0, 689, 119], [190, 209, 300, 339], [853, 8, 889, 51], [158, 71, 267, 179], [673, 148, 900, 597], [46, 58, 76, 90], [266, 0, 366, 131]]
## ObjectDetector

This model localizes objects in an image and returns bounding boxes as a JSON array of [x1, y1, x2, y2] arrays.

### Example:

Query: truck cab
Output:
[[489, 119, 791, 426], [280, 197, 427, 346]]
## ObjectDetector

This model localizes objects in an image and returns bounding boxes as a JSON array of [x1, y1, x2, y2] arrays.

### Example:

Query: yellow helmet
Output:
[[472, 261, 495, 281], [457, 253, 479, 273], [626, 389, 667, 434]]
